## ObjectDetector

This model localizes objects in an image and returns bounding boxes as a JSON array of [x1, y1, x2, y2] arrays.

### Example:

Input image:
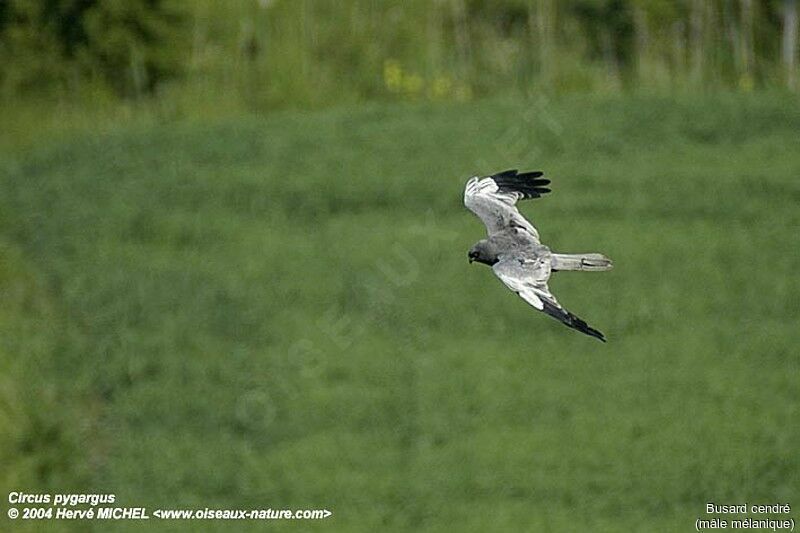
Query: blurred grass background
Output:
[[1, 1, 799, 532]]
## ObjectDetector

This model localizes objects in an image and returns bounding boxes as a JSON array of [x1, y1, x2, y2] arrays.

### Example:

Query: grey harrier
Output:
[[465, 169, 613, 341]]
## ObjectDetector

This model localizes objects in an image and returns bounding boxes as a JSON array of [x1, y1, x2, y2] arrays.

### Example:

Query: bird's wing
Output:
[[464, 169, 550, 241], [492, 256, 606, 342]]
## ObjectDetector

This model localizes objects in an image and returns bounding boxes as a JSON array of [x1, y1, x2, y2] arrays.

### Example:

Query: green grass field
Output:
[[1, 93, 799, 531]]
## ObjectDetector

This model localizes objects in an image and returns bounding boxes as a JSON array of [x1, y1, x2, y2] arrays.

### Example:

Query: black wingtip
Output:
[[493, 169, 518, 178], [569, 314, 606, 342], [490, 169, 550, 200], [541, 300, 606, 342], [518, 171, 544, 179], [586, 327, 607, 342]]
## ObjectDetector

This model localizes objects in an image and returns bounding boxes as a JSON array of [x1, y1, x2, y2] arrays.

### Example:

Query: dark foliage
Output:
[[0, 0, 187, 96]]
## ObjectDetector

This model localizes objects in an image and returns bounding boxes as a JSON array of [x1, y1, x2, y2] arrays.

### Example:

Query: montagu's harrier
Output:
[[465, 169, 613, 341]]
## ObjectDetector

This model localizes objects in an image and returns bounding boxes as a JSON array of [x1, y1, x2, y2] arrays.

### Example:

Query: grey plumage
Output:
[[551, 253, 613, 272], [464, 169, 612, 342]]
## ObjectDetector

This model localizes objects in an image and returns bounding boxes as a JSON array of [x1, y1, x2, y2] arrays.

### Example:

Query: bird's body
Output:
[[464, 169, 612, 341]]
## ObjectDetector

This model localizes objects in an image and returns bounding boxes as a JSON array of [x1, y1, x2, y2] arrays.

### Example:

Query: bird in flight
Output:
[[464, 169, 613, 341]]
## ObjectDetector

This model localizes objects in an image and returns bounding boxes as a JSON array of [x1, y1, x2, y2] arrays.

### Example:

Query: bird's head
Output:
[[468, 240, 498, 266]]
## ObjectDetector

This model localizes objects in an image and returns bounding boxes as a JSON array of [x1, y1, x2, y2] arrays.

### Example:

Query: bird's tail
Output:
[[551, 253, 613, 272]]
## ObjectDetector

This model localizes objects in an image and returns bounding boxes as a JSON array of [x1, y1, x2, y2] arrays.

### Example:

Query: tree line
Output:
[[0, 0, 797, 106]]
